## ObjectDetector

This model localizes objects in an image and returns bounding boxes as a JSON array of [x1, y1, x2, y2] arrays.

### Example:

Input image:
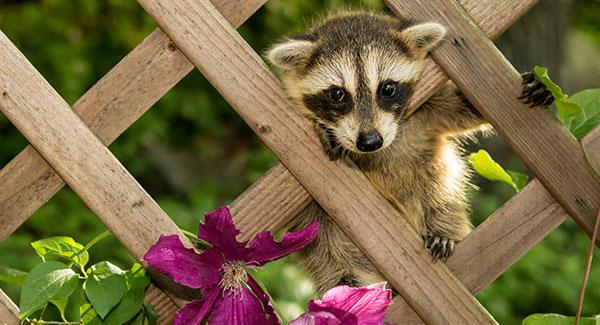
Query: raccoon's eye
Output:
[[380, 82, 397, 98], [328, 88, 346, 103]]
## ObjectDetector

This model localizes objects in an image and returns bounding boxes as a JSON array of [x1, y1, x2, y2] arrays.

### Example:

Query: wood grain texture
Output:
[[231, 163, 311, 242], [137, 0, 496, 323], [0, 0, 266, 241], [386, 0, 600, 244], [0, 1, 266, 322], [0, 289, 18, 325], [405, 0, 539, 116], [0, 29, 191, 241], [0, 27, 180, 262], [386, 178, 569, 323]]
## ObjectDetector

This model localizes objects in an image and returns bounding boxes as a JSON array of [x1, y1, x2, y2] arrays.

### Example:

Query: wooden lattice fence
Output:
[[1, 0, 599, 324]]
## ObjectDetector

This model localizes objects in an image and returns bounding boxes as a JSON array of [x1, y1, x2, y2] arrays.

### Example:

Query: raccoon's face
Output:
[[267, 13, 445, 154]]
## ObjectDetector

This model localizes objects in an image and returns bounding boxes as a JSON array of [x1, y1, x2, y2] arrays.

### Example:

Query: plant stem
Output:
[[179, 228, 211, 249], [84, 230, 112, 251], [575, 209, 600, 325]]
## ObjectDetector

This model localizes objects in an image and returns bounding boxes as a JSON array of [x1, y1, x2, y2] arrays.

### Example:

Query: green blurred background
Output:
[[1, 0, 599, 323]]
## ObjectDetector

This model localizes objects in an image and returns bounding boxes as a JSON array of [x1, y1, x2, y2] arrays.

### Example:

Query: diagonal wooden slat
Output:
[[0, 289, 17, 325], [3, 0, 592, 323], [386, 0, 600, 245], [405, 0, 538, 116], [0, 28, 181, 264], [0, 0, 266, 241], [135, 0, 496, 323]]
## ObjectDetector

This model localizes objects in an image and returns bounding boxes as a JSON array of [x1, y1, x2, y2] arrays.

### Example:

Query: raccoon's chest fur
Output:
[[349, 130, 470, 235]]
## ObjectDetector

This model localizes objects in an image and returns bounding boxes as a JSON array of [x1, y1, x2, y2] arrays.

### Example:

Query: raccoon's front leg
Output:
[[422, 203, 472, 261], [289, 202, 384, 295], [519, 71, 554, 107]]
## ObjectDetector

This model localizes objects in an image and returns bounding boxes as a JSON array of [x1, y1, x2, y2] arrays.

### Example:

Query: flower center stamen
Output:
[[219, 261, 247, 295]]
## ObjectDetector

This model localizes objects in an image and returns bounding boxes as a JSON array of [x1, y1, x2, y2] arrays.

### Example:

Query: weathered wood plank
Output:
[[136, 0, 496, 323], [231, 163, 311, 242], [0, 289, 18, 325], [386, 180, 569, 323], [0, 0, 266, 241], [0, 26, 179, 265], [386, 123, 600, 323], [0, 0, 266, 321], [405, 0, 538, 116], [386, 0, 600, 244]]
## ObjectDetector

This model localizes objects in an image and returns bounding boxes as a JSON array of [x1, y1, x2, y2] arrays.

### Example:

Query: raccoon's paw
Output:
[[519, 71, 554, 108], [423, 234, 455, 262]]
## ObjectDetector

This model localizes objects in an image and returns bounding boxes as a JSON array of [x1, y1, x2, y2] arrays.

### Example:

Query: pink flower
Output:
[[290, 283, 393, 325], [144, 206, 319, 325]]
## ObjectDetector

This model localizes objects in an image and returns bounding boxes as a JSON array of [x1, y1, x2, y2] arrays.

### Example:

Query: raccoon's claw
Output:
[[423, 234, 455, 262], [519, 71, 554, 108]]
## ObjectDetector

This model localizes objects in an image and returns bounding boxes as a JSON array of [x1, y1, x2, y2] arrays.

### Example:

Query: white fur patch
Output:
[[363, 48, 421, 92], [297, 54, 357, 94]]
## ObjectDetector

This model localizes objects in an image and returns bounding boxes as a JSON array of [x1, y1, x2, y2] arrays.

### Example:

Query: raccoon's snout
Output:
[[356, 131, 383, 152]]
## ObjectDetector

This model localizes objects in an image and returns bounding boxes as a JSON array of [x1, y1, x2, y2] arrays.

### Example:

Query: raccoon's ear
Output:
[[395, 22, 446, 56], [266, 38, 315, 70]]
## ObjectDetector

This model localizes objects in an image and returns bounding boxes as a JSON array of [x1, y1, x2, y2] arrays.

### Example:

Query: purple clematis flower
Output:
[[143, 206, 319, 325], [290, 283, 393, 325]]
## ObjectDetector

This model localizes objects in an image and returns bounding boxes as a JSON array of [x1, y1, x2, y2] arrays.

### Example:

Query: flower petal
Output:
[[173, 288, 219, 325], [207, 286, 275, 325], [246, 275, 278, 324], [308, 285, 392, 325], [290, 310, 341, 325], [198, 206, 251, 260], [245, 219, 319, 266], [144, 235, 223, 290]]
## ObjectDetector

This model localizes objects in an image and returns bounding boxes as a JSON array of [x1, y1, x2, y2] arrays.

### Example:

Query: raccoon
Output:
[[266, 11, 552, 294]]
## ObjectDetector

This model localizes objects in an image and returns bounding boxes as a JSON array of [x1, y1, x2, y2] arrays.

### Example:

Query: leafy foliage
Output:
[[523, 314, 600, 325], [10, 234, 153, 324], [470, 150, 528, 192], [19, 261, 78, 320], [534, 66, 600, 138], [0, 0, 599, 324], [31, 236, 90, 272]]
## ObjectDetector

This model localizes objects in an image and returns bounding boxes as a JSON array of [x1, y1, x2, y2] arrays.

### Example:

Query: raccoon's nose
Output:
[[356, 131, 383, 152]]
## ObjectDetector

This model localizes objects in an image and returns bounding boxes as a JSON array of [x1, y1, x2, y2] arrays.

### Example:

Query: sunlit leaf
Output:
[[469, 150, 519, 192], [533, 66, 581, 123], [19, 261, 78, 320], [31, 236, 89, 271]]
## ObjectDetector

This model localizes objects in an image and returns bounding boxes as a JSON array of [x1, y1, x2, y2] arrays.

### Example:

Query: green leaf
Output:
[[522, 313, 600, 325], [507, 170, 529, 192], [83, 261, 127, 319], [50, 298, 68, 321], [19, 261, 78, 320], [533, 66, 582, 123], [103, 263, 150, 325], [64, 280, 83, 322], [80, 303, 103, 325], [534, 66, 567, 101], [566, 88, 600, 139], [145, 303, 157, 325], [31, 236, 89, 271], [470, 150, 519, 192], [0, 266, 27, 286]]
